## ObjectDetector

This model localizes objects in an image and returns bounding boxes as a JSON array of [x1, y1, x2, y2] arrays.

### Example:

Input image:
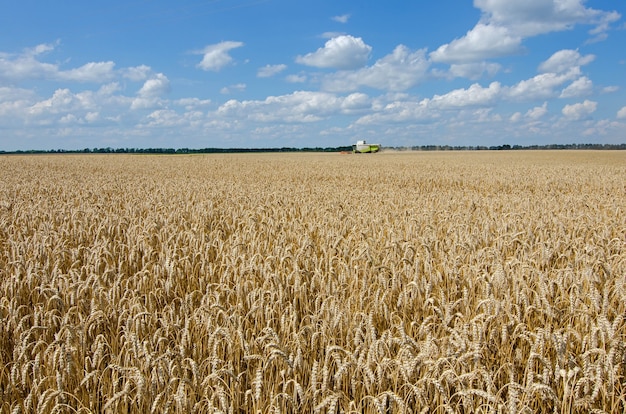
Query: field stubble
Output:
[[0, 151, 624, 413]]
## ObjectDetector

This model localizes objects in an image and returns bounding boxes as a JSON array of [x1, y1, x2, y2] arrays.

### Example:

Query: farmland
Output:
[[0, 151, 625, 413]]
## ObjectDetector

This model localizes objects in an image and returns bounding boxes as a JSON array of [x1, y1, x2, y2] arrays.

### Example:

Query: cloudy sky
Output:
[[1, 0, 625, 150]]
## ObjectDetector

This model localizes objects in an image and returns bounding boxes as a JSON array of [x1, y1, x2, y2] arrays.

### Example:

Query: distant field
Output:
[[1, 151, 624, 413]]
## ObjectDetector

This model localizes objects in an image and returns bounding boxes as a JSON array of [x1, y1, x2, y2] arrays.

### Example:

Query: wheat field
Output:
[[0, 151, 624, 413]]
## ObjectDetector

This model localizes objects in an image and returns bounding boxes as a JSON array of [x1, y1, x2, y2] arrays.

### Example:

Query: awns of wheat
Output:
[[0, 151, 624, 413]]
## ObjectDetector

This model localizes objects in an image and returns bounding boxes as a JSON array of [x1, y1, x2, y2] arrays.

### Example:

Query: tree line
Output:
[[1, 143, 625, 154]]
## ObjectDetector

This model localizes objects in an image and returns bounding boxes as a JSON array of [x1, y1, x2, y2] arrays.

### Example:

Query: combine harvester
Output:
[[352, 140, 381, 153]]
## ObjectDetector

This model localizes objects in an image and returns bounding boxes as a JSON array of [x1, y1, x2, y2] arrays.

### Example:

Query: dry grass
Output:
[[0, 150, 624, 413]]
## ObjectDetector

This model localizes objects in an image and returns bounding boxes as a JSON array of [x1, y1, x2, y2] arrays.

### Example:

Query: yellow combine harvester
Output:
[[352, 140, 381, 153]]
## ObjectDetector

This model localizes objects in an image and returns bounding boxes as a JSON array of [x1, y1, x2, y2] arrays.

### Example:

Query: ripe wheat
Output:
[[0, 151, 624, 413]]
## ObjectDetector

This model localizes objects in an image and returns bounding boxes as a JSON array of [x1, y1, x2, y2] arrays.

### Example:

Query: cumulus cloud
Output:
[[430, 82, 502, 108], [175, 98, 212, 110], [351, 60, 600, 126], [131, 73, 170, 109], [196, 41, 244, 71], [257, 64, 287, 78], [0, 86, 37, 104], [444, 62, 502, 80], [560, 76, 593, 98], [0, 42, 58, 81], [27, 42, 58, 56], [430, 24, 522, 63], [122, 65, 152, 81], [144, 109, 188, 128], [0, 42, 158, 86], [217, 91, 370, 123], [507, 70, 579, 101], [0, 55, 51, 81], [57, 61, 116, 82], [296, 35, 371, 70], [322, 45, 429, 92], [97, 83, 122, 96], [510, 112, 522, 122], [617, 106, 626, 119], [562, 99, 597, 120], [332, 14, 350, 23], [16, 83, 131, 126], [286, 74, 307, 83], [538, 49, 595, 74], [220, 83, 246, 94], [60, 111, 99, 125], [525, 102, 548, 119], [431, 1, 620, 63], [474, 0, 613, 37], [0, 42, 115, 83], [85, 112, 99, 123], [29, 88, 78, 116], [0, 86, 38, 121], [340, 92, 371, 113], [355, 98, 431, 125], [138, 73, 170, 98]]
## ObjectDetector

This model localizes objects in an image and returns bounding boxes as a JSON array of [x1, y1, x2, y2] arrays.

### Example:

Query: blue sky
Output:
[[1, 0, 625, 150]]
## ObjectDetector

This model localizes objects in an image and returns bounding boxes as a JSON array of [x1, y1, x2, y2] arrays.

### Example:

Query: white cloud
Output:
[[538, 49, 595, 74], [123, 65, 152, 81], [586, 10, 621, 43], [0, 86, 37, 104], [27, 42, 58, 56], [445, 62, 502, 80], [0, 45, 62, 81], [560, 76, 593, 98], [85, 112, 99, 123], [332, 14, 350, 23], [510, 112, 522, 122], [617, 106, 626, 119], [12, 83, 132, 127], [475, 0, 620, 37], [0, 86, 38, 120], [29, 88, 77, 116], [340, 92, 371, 113], [0, 42, 117, 83], [320, 32, 345, 39], [98, 82, 122, 96], [526, 102, 548, 119], [0, 43, 154, 86], [196, 41, 244, 71], [257, 64, 287, 78], [57, 61, 116, 82], [59, 113, 79, 124], [296, 35, 371, 70], [506, 50, 595, 101], [431, 1, 620, 63], [220, 83, 246, 94], [175, 98, 212, 110], [131, 74, 170, 110], [471, 107, 501, 123], [355, 98, 432, 125], [431, 82, 502, 108], [562, 100, 597, 120], [138, 73, 170, 97], [507, 69, 579, 101], [98, 82, 121, 96], [321, 45, 429, 92], [430, 24, 522, 63], [145, 109, 186, 127], [59, 111, 100, 125], [216, 91, 370, 123], [286, 74, 307, 83]]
